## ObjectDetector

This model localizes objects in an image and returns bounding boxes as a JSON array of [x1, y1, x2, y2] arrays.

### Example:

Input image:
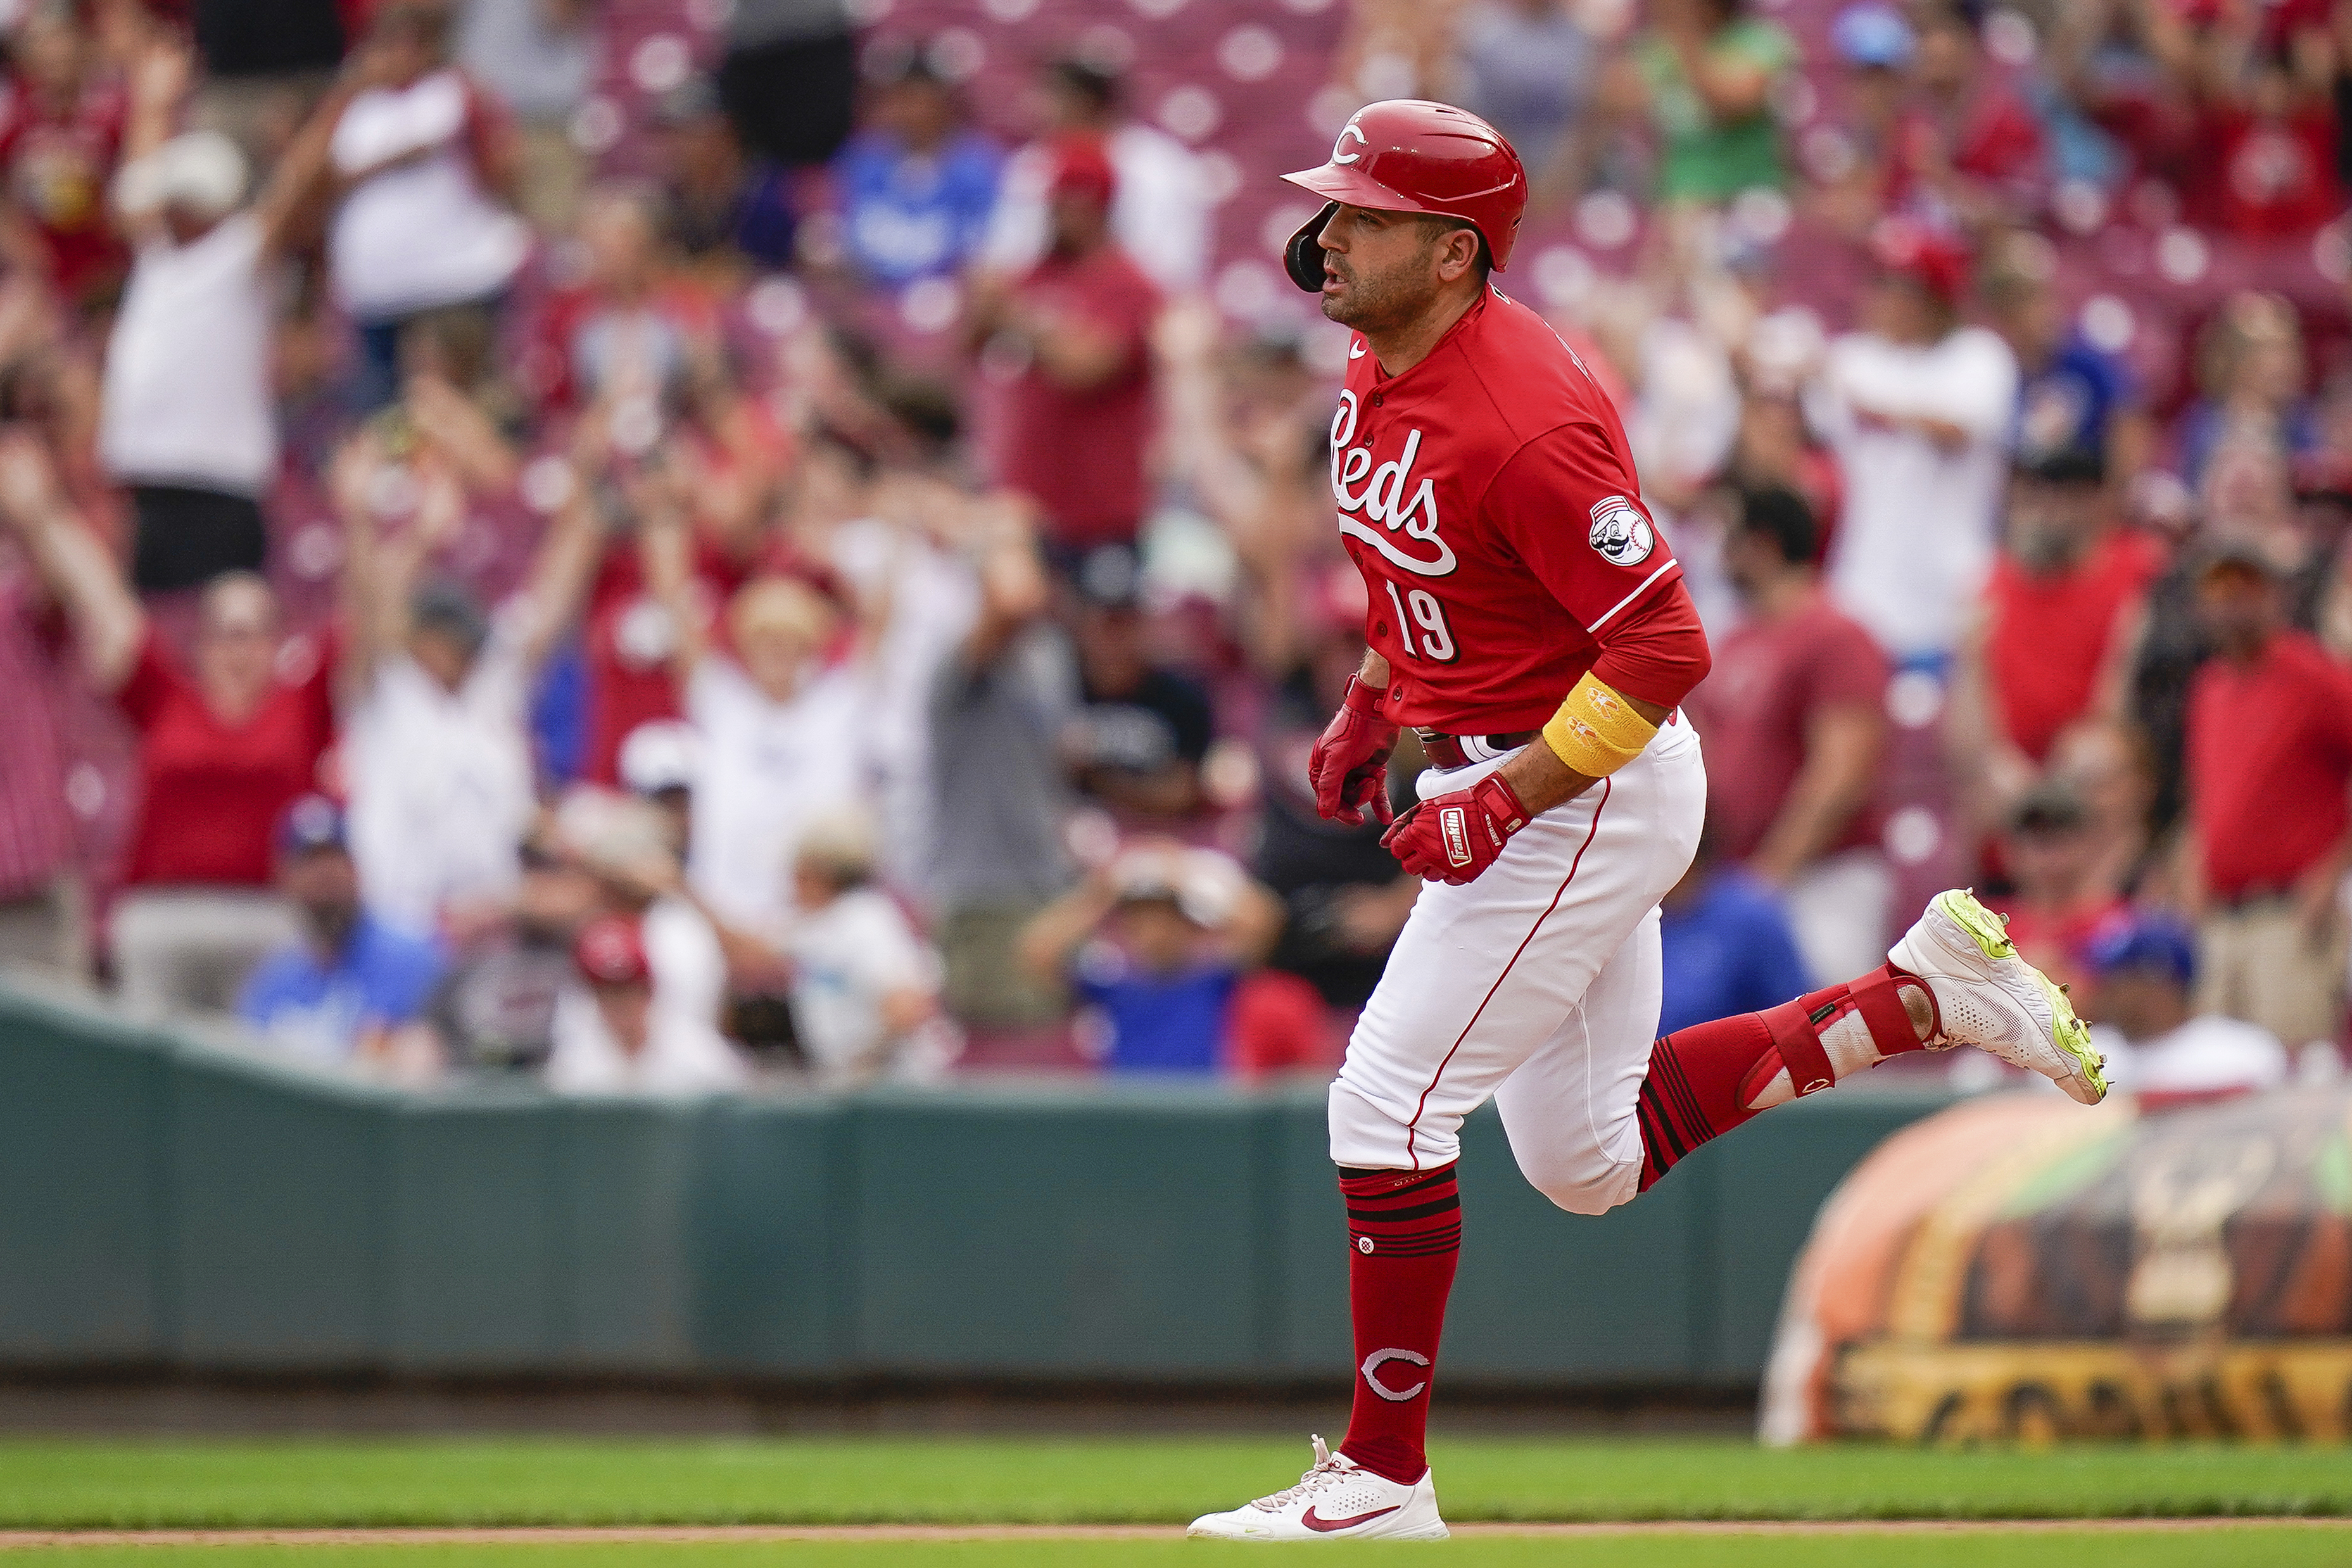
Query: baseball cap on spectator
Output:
[[1869, 217, 1970, 304], [1735, 485, 1818, 564], [1832, 3, 1916, 68], [1075, 542, 1144, 609], [2193, 531, 2294, 583], [1111, 845, 1241, 928], [863, 34, 949, 88], [1049, 138, 1118, 209], [651, 74, 725, 129], [1047, 55, 1123, 112], [2014, 441, 2106, 487], [113, 130, 249, 222], [619, 721, 700, 799], [2008, 777, 2089, 837], [574, 915, 652, 988], [410, 580, 491, 661], [2085, 911, 2197, 989], [275, 793, 350, 859]]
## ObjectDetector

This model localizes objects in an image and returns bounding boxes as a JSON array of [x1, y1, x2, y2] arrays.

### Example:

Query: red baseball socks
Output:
[[1334, 1163, 1460, 1484], [1637, 961, 1938, 1191]]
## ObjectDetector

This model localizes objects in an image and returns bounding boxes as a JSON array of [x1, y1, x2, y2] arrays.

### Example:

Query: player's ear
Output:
[[1436, 225, 1480, 283]]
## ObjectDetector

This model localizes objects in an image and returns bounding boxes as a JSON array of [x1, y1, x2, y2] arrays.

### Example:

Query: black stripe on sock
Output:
[[1636, 1089, 1685, 1164], [1345, 1195, 1462, 1224]]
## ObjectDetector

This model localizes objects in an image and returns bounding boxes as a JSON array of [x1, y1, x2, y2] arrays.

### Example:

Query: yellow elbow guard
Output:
[[1541, 672, 1659, 778]]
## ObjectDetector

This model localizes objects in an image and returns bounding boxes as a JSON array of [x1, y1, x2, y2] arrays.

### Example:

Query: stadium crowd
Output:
[[0, 0, 2348, 1100]]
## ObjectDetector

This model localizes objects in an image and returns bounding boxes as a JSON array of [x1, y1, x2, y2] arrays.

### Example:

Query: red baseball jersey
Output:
[[1332, 286, 1683, 735]]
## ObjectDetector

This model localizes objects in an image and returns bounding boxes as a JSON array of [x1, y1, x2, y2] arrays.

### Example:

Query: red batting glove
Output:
[[1308, 675, 1401, 826], [1382, 773, 1533, 885]]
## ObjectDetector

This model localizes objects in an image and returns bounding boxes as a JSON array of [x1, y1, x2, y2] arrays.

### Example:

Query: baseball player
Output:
[[1187, 101, 2109, 1543]]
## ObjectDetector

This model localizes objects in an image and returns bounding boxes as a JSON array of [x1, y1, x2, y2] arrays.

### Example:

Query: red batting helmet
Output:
[[1280, 99, 1528, 291]]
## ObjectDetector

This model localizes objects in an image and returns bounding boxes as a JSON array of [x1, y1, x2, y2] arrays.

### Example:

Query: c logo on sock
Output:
[[1361, 1347, 1431, 1403]]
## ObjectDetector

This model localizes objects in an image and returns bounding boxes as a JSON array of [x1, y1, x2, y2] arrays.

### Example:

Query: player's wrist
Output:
[[1471, 771, 1529, 838], [1540, 672, 1657, 778], [1341, 674, 1396, 725]]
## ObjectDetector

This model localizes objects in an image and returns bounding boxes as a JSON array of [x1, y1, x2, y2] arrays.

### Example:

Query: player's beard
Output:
[[1320, 246, 1444, 337]]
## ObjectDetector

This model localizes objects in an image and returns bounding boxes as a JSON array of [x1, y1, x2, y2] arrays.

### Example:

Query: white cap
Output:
[[114, 131, 248, 223], [617, 720, 700, 797]]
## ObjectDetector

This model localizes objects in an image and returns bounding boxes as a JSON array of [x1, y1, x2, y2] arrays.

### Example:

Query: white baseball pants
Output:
[[1329, 719, 1708, 1214]]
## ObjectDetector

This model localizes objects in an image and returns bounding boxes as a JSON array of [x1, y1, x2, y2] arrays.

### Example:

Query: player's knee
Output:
[[1327, 1076, 1413, 1169], [1518, 1154, 1639, 1216]]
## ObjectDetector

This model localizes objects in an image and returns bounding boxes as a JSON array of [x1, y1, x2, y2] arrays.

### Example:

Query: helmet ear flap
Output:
[[1285, 203, 1339, 292]]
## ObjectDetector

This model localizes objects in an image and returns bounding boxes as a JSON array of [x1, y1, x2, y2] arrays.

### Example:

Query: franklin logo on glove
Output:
[[1439, 806, 1472, 868]]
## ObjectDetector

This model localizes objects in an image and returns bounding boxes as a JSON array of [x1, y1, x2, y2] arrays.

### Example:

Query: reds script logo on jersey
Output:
[[1329, 389, 1453, 577]]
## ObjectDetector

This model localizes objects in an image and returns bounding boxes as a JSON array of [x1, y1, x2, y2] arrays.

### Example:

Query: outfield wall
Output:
[[0, 980, 1949, 1388]]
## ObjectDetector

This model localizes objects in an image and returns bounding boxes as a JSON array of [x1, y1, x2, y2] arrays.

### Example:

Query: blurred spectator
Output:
[[545, 911, 747, 1094], [928, 505, 1078, 1027], [1685, 486, 1891, 983], [982, 56, 1209, 298], [1886, 1, 2047, 231], [2184, 534, 2352, 1051], [828, 446, 983, 894], [618, 719, 697, 860], [1017, 844, 1283, 1074], [2085, 911, 2291, 1101], [333, 433, 600, 935], [714, 0, 857, 170], [0, 436, 329, 1015], [562, 381, 775, 789], [1657, 824, 1813, 1035], [1949, 444, 2163, 838], [552, 787, 728, 1034], [419, 818, 599, 1075], [647, 77, 796, 276], [641, 489, 865, 930], [328, 3, 526, 411], [189, 0, 345, 165], [783, 807, 952, 1087], [975, 140, 1160, 560], [1815, 3, 1916, 236], [0, 559, 75, 971], [457, 0, 599, 232], [1249, 643, 1417, 1012], [1063, 545, 1213, 823], [103, 39, 338, 593], [830, 44, 1000, 291], [237, 795, 446, 1064], [1450, 0, 1600, 208], [0, 4, 130, 308], [1812, 220, 2016, 670], [2189, 16, 2342, 237], [1987, 780, 2127, 999], [2175, 291, 2316, 491], [2048, 717, 2158, 900], [1980, 235, 2149, 486], [1609, 0, 1797, 206]]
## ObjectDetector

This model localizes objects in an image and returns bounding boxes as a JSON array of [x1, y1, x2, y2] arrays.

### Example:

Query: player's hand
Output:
[[1382, 773, 1533, 885], [1308, 675, 1400, 825]]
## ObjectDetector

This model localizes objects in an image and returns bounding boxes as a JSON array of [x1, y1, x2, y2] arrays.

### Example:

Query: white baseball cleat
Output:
[[1186, 1436, 1449, 1542], [1890, 888, 2109, 1106]]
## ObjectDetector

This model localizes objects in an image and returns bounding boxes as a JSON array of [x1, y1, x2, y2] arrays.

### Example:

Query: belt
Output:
[[1415, 728, 1538, 769]]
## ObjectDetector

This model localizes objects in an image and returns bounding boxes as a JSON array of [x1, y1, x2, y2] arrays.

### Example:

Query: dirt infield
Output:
[[2, 1520, 2348, 1546]]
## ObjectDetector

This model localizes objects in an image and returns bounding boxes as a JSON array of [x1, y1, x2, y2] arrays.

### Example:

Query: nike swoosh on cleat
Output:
[[1301, 1505, 1401, 1533]]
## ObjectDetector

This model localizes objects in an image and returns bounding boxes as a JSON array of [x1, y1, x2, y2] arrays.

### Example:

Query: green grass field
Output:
[[4, 1437, 2349, 1566], [7, 1536, 2352, 1568], [3, 1436, 2348, 1529]]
